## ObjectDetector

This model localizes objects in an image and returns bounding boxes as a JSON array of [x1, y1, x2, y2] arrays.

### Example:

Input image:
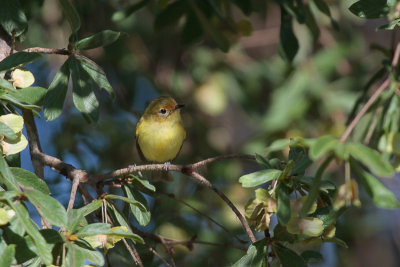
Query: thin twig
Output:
[[158, 192, 247, 244], [340, 78, 390, 143], [340, 42, 400, 143], [146, 245, 171, 267], [67, 177, 80, 211], [122, 238, 144, 267], [190, 171, 256, 243], [159, 236, 176, 267]]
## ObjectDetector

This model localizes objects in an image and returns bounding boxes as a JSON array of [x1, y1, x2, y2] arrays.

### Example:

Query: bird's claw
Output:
[[164, 162, 171, 171]]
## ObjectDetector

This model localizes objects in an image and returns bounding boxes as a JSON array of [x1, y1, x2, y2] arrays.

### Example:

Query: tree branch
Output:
[[23, 47, 70, 55], [22, 110, 44, 179], [340, 41, 400, 143], [339, 78, 390, 143]]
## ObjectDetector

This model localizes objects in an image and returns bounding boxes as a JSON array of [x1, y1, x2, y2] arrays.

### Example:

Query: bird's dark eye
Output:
[[159, 108, 167, 114]]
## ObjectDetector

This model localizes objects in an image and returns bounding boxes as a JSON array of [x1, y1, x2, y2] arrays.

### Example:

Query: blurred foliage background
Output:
[[13, 0, 400, 266]]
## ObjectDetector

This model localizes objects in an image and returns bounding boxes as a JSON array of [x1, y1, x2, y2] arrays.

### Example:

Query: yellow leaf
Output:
[[11, 68, 35, 88]]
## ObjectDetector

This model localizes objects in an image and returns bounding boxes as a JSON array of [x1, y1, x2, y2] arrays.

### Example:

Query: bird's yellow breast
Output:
[[136, 115, 186, 163]]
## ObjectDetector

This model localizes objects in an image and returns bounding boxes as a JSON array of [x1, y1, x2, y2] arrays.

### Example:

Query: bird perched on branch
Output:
[[135, 96, 186, 181]]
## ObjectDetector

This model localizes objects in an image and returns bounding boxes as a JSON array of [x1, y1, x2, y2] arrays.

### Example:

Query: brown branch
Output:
[[91, 154, 256, 184], [22, 146, 256, 242], [22, 110, 44, 179], [340, 41, 400, 143], [23, 47, 70, 55], [339, 78, 390, 143], [67, 176, 80, 211]]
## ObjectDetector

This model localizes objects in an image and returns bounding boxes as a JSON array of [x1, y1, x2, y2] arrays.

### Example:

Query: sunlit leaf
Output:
[[239, 169, 282, 188], [347, 143, 394, 177]]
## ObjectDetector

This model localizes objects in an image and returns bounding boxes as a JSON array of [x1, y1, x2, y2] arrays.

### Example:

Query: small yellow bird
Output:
[[135, 96, 186, 180]]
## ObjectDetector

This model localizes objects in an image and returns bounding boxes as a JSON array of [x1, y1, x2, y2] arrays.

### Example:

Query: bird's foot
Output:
[[163, 162, 171, 171]]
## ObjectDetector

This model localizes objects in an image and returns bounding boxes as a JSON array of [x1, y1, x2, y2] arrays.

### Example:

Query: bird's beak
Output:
[[174, 104, 185, 110]]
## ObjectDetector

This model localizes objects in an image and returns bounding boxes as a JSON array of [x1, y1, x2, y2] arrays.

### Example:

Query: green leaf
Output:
[[265, 139, 290, 155], [309, 135, 338, 160], [7, 201, 52, 265], [75, 199, 102, 217], [0, 122, 17, 141], [351, 160, 399, 208], [11, 167, 50, 195], [25, 189, 68, 227], [123, 185, 151, 226], [300, 156, 333, 217], [0, 156, 20, 191], [69, 57, 99, 123], [0, 52, 41, 73], [78, 57, 114, 97], [347, 143, 394, 177], [0, 114, 23, 133], [289, 144, 312, 175], [129, 175, 156, 192], [239, 169, 282, 188], [75, 223, 111, 237], [8, 86, 47, 106], [0, 0, 28, 37], [107, 203, 144, 244], [255, 153, 272, 169], [0, 244, 15, 266], [44, 59, 70, 121], [66, 242, 85, 267], [0, 94, 41, 112], [105, 194, 147, 210], [59, 0, 81, 33], [187, 0, 230, 52], [278, 7, 299, 62], [272, 242, 307, 267], [72, 243, 104, 266], [75, 30, 122, 50], [232, 240, 266, 267], [313, 206, 345, 228], [0, 77, 17, 92], [67, 200, 102, 233], [349, 0, 389, 19], [277, 183, 291, 225]]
